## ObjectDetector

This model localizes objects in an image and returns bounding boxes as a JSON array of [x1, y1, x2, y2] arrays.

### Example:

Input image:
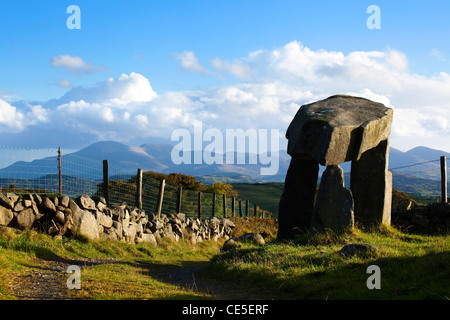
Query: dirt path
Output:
[[7, 258, 279, 300], [7, 258, 119, 300]]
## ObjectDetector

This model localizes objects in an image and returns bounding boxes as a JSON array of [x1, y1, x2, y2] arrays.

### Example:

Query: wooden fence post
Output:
[[441, 156, 448, 203], [156, 179, 165, 218], [223, 194, 226, 218], [136, 169, 142, 209], [254, 203, 257, 218], [177, 187, 183, 213], [198, 192, 202, 219], [239, 200, 242, 217], [58, 147, 62, 196], [103, 160, 109, 206], [212, 192, 216, 217], [245, 200, 249, 217], [231, 197, 235, 217]]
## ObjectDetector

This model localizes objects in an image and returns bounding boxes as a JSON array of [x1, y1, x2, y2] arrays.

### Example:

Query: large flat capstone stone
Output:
[[286, 95, 393, 166]]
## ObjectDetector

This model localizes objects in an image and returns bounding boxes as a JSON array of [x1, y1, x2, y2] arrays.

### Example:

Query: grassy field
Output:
[[0, 219, 448, 300]]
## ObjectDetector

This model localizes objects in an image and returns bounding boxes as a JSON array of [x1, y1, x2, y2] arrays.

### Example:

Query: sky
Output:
[[0, 0, 450, 154]]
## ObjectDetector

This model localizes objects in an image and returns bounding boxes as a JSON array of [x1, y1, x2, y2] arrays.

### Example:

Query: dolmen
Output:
[[277, 95, 393, 241]]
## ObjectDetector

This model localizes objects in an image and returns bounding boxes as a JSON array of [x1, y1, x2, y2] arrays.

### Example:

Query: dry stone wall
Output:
[[0, 192, 236, 244]]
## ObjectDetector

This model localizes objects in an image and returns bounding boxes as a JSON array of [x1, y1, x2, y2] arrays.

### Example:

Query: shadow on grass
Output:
[[208, 246, 450, 300]]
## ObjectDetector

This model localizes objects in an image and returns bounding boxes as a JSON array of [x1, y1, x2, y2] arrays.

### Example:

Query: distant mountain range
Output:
[[0, 140, 448, 197]]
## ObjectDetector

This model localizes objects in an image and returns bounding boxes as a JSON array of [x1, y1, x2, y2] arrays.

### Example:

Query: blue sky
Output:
[[0, 0, 450, 153]]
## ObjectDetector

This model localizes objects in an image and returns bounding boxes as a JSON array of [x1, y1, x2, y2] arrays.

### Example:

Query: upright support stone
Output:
[[310, 164, 354, 233], [277, 156, 319, 241], [350, 139, 392, 227]]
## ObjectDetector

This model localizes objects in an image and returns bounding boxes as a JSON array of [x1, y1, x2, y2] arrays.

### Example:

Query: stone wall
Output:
[[392, 201, 450, 232], [0, 192, 236, 244]]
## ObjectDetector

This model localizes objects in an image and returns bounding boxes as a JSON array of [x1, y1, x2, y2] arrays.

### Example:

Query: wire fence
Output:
[[0, 146, 262, 219], [0, 146, 447, 215]]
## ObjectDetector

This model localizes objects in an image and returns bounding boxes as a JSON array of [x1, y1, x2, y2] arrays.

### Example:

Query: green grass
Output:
[[0, 227, 223, 300], [208, 226, 450, 300], [1, 223, 448, 300]]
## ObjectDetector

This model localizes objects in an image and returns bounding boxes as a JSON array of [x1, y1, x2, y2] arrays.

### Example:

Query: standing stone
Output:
[[351, 139, 392, 227], [310, 165, 354, 232], [277, 156, 319, 241]]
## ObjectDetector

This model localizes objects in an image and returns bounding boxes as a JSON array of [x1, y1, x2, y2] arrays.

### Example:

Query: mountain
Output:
[[0, 141, 447, 196]]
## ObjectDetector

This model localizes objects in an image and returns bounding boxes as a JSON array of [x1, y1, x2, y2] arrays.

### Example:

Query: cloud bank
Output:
[[2, 41, 450, 152]]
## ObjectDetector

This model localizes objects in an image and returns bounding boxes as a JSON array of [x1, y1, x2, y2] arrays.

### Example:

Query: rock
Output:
[[411, 214, 430, 227], [351, 139, 392, 227], [97, 211, 113, 228], [310, 164, 354, 232], [70, 208, 99, 241], [339, 243, 377, 257], [6, 193, 19, 203], [286, 95, 393, 165], [223, 233, 265, 250], [33, 194, 42, 205], [76, 194, 96, 211], [0, 206, 14, 226], [13, 201, 25, 213], [238, 233, 265, 245], [39, 197, 56, 214], [428, 203, 450, 218], [141, 233, 157, 246], [59, 195, 70, 208], [277, 156, 319, 241], [55, 210, 66, 224], [221, 218, 235, 229], [16, 208, 36, 230], [0, 193, 14, 210]]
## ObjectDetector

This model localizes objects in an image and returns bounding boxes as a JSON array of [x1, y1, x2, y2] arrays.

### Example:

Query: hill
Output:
[[0, 141, 447, 198]]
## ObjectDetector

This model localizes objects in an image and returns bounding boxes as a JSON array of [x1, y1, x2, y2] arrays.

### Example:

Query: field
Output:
[[0, 217, 448, 301]]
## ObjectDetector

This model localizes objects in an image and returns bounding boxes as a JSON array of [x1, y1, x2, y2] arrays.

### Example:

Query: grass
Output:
[[208, 225, 450, 300], [0, 220, 448, 300], [0, 227, 223, 300]]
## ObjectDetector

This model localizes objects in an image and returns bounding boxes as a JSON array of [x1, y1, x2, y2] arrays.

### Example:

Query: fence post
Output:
[[58, 147, 62, 196], [254, 203, 257, 218], [212, 192, 216, 217], [103, 160, 110, 206], [223, 194, 226, 218], [136, 169, 142, 209], [231, 197, 235, 217], [198, 192, 202, 219], [177, 187, 183, 213], [441, 156, 447, 203], [239, 200, 242, 217], [245, 200, 249, 217], [156, 179, 165, 218]]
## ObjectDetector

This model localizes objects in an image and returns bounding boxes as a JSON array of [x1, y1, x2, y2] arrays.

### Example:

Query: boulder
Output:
[[70, 206, 100, 241], [16, 208, 36, 230], [286, 95, 393, 165], [76, 194, 96, 211], [0, 193, 14, 210], [310, 164, 354, 232], [40, 197, 56, 214], [0, 206, 14, 226], [59, 195, 70, 208], [339, 243, 377, 257], [140, 233, 157, 246]]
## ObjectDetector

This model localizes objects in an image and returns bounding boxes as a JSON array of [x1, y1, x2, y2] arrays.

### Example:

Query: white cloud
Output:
[[5, 41, 450, 153], [56, 79, 73, 88], [173, 51, 209, 73], [51, 55, 106, 75]]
